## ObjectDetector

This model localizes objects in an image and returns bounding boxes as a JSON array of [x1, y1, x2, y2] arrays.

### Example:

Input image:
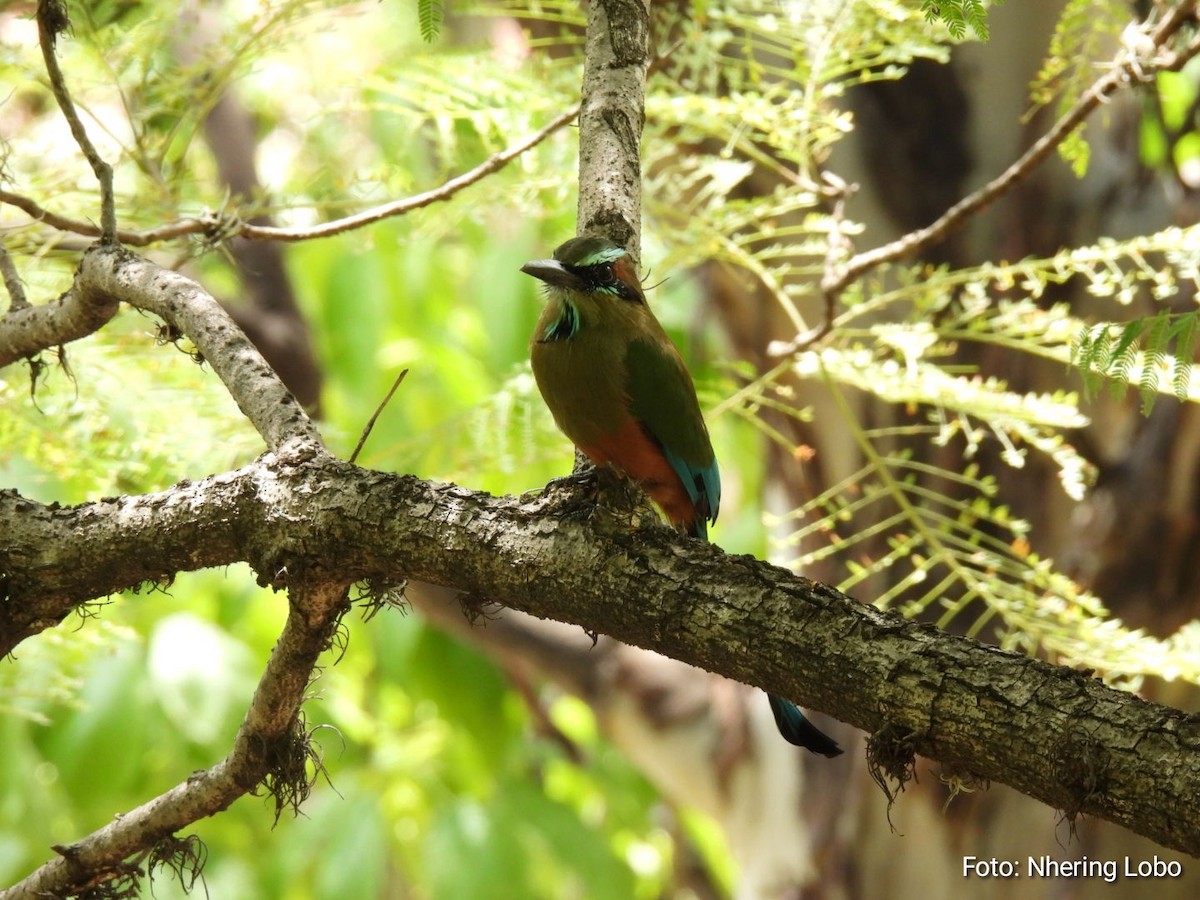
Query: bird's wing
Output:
[[624, 336, 721, 526]]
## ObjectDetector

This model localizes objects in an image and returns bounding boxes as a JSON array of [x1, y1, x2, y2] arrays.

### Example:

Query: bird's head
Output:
[[521, 236, 645, 305]]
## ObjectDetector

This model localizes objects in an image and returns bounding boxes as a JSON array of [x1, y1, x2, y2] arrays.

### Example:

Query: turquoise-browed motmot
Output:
[[522, 235, 842, 757]]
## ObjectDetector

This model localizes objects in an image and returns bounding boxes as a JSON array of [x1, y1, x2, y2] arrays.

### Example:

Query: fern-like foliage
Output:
[[1073, 310, 1200, 414], [836, 226, 1200, 413], [417, 0, 444, 42], [718, 344, 1200, 687], [630, 0, 1198, 689], [920, 0, 997, 40], [765, 411, 1200, 687], [1028, 0, 1129, 175]]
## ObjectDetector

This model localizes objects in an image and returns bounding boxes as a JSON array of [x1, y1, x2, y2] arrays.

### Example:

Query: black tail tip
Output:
[[768, 693, 844, 757]]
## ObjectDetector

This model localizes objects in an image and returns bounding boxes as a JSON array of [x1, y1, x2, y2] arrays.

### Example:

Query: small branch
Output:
[[0, 578, 350, 900], [36, 0, 117, 244], [777, 172, 855, 352], [0, 106, 578, 248], [828, 4, 1199, 292], [0, 240, 28, 311], [349, 368, 408, 464], [0, 188, 207, 246], [771, 1, 1200, 358], [0, 270, 119, 366], [239, 106, 580, 242], [74, 245, 322, 450]]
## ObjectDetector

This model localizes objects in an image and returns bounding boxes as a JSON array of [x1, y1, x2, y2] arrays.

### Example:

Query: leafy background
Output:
[[0, 3, 752, 894], [2, 0, 1199, 895]]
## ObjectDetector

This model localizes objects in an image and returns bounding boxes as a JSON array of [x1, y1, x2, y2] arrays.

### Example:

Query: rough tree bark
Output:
[[3, 241, 1199, 896], [4, 361, 1200, 860]]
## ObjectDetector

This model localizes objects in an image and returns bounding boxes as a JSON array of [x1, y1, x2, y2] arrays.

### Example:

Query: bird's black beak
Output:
[[520, 258, 582, 290]]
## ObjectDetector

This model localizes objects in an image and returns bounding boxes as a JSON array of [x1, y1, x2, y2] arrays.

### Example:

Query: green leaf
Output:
[[417, 0, 444, 42], [921, 0, 996, 40], [426, 798, 535, 899], [1028, 0, 1128, 173], [1137, 310, 1170, 414], [1171, 313, 1198, 401]]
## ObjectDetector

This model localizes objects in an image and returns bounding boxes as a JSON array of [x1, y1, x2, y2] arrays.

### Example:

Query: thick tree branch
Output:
[[0, 440, 322, 651], [0, 577, 350, 900], [577, 0, 649, 261], [0, 245, 319, 449], [3, 452, 1199, 856]]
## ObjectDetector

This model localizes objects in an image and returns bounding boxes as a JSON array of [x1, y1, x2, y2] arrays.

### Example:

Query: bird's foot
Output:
[[519, 462, 600, 517], [530, 462, 650, 526], [544, 465, 601, 496]]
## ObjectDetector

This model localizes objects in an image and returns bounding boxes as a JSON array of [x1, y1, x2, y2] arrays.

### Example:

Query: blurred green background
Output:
[[0, 3, 765, 894]]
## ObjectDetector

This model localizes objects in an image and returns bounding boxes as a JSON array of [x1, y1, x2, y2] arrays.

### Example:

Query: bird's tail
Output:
[[681, 511, 841, 757], [767, 693, 843, 757]]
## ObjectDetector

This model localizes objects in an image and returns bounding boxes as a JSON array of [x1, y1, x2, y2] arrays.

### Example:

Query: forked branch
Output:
[[773, 0, 1200, 355], [0, 578, 351, 900], [35, 0, 117, 244]]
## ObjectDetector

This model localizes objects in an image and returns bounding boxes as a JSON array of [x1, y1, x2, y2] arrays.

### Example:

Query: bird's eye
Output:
[[596, 264, 617, 285]]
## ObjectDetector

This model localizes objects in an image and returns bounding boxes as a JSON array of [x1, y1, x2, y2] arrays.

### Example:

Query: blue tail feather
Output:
[[767, 693, 843, 757], [659, 436, 838, 757]]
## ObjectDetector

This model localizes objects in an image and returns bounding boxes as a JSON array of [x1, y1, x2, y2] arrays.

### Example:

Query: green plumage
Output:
[[530, 287, 642, 445], [624, 338, 718, 524], [522, 236, 842, 757], [524, 237, 720, 535]]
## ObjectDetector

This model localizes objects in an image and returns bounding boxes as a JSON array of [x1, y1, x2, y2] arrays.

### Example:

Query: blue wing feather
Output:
[[660, 444, 720, 539], [625, 338, 720, 538]]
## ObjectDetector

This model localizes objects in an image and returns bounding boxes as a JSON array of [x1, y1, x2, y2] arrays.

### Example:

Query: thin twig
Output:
[[0, 187, 208, 245], [0, 240, 27, 311], [349, 368, 408, 465], [35, 0, 117, 244], [240, 106, 580, 242], [771, 1, 1200, 358], [828, 4, 1199, 293], [649, 37, 686, 75], [783, 172, 855, 351], [0, 105, 579, 248]]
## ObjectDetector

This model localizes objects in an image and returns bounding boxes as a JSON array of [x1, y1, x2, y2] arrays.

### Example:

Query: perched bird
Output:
[[522, 235, 842, 757]]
